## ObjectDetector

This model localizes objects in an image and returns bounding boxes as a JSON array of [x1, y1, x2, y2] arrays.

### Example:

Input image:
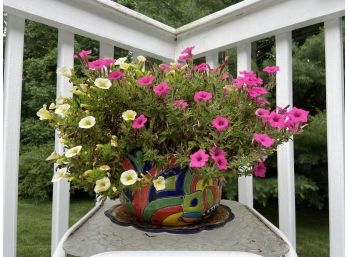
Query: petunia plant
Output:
[[38, 46, 308, 200]]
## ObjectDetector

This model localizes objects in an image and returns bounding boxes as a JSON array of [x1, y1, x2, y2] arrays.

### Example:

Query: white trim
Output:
[[53, 201, 103, 257], [3, 14, 25, 257], [237, 43, 253, 208], [99, 42, 115, 59], [4, 0, 176, 61], [91, 251, 261, 257], [276, 32, 296, 248], [324, 18, 345, 257], [176, 0, 344, 57], [51, 29, 74, 255]]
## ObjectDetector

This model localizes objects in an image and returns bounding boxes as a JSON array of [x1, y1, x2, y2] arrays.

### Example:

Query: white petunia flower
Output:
[[98, 165, 110, 171], [51, 167, 69, 182], [120, 169, 138, 186], [122, 110, 137, 121], [153, 176, 166, 191], [115, 57, 127, 66], [55, 104, 70, 117], [56, 66, 72, 78], [94, 78, 112, 90], [37, 104, 52, 120], [78, 116, 96, 129], [137, 56, 146, 63], [94, 177, 111, 193], [65, 146, 82, 158], [49, 103, 56, 109], [46, 151, 60, 161]]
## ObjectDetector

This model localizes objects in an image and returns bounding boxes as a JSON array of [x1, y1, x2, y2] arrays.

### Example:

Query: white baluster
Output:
[[3, 14, 25, 257], [324, 18, 344, 257], [237, 43, 253, 208], [99, 42, 114, 59], [276, 31, 296, 247], [205, 51, 219, 69], [51, 29, 74, 255]]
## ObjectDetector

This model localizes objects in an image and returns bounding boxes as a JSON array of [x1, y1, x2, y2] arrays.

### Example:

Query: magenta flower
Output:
[[159, 64, 172, 72], [181, 46, 195, 55], [194, 63, 210, 72], [254, 161, 266, 177], [255, 108, 270, 124], [88, 58, 115, 70], [285, 119, 301, 133], [78, 49, 92, 59], [137, 76, 155, 87], [108, 70, 124, 81], [132, 114, 148, 129], [194, 91, 213, 102], [153, 82, 171, 97], [246, 87, 268, 98], [173, 99, 189, 109], [221, 72, 231, 81], [233, 71, 263, 88], [263, 66, 280, 74], [255, 97, 270, 106], [211, 116, 230, 131], [189, 149, 209, 168], [178, 53, 190, 61], [287, 107, 309, 123], [253, 133, 275, 148], [214, 156, 228, 170], [268, 111, 286, 129], [209, 146, 226, 161]]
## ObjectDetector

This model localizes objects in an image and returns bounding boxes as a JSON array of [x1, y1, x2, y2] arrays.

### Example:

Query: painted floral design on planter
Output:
[[120, 152, 222, 226]]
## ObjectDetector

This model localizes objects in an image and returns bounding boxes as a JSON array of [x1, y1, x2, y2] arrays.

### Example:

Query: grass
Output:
[[17, 199, 328, 257]]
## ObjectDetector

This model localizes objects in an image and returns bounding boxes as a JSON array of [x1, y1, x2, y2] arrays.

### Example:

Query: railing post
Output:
[[324, 18, 345, 257], [51, 29, 74, 255], [99, 42, 114, 58], [237, 43, 253, 208], [205, 51, 219, 68], [276, 31, 296, 248], [3, 14, 25, 257]]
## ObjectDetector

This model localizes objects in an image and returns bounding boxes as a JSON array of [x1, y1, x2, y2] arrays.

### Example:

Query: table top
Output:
[[63, 200, 289, 257]]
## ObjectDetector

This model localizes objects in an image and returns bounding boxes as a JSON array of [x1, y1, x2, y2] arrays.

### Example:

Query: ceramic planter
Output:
[[120, 153, 222, 226]]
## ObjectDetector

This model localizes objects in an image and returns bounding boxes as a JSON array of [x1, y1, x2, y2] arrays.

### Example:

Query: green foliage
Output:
[[20, 118, 54, 148], [224, 175, 322, 209], [19, 143, 54, 200]]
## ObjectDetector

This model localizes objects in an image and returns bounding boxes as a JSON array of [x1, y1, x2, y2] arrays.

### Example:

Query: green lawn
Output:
[[17, 199, 328, 257]]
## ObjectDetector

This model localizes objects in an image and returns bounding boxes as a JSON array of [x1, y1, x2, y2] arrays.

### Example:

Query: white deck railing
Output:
[[3, 0, 345, 256]]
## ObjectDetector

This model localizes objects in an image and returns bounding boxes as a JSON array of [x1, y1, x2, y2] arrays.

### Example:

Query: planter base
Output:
[[105, 204, 234, 234]]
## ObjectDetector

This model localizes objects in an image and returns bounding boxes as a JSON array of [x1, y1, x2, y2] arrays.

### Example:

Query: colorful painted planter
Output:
[[120, 153, 222, 226]]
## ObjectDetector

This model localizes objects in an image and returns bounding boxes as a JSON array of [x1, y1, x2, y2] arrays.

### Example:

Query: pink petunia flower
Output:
[[268, 111, 286, 129], [263, 66, 280, 74], [193, 91, 213, 102], [173, 99, 189, 109], [246, 87, 268, 98], [189, 149, 209, 168], [255, 108, 270, 124], [108, 70, 124, 81], [253, 133, 275, 148], [286, 107, 309, 123], [285, 119, 301, 133], [88, 58, 115, 70], [194, 63, 210, 72], [255, 97, 270, 106], [78, 49, 92, 59], [153, 82, 171, 97], [178, 53, 190, 61], [132, 114, 148, 129], [214, 156, 228, 170], [159, 64, 172, 72], [221, 72, 231, 81], [209, 146, 226, 161], [254, 161, 266, 177], [211, 116, 230, 131], [181, 46, 195, 55], [137, 76, 155, 87]]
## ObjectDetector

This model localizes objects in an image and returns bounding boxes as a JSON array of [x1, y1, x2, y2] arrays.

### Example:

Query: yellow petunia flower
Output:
[[122, 110, 137, 121], [94, 78, 112, 90]]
